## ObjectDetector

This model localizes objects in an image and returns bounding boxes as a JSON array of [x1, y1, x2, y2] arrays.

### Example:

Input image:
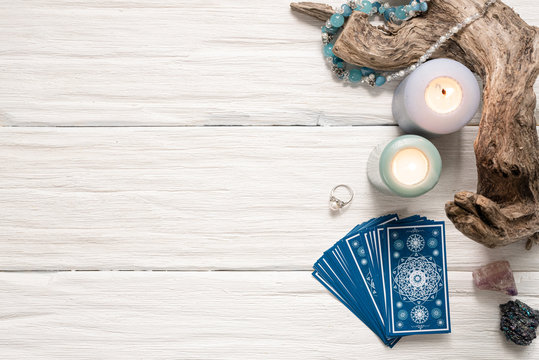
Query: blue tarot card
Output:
[[381, 222, 451, 336]]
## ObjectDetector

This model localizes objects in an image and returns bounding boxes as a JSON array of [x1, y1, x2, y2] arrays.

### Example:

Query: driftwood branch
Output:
[[291, 0, 539, 248]]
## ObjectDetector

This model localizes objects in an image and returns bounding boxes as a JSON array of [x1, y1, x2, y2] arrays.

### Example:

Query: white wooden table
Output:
[[0, 1, 538, 358]]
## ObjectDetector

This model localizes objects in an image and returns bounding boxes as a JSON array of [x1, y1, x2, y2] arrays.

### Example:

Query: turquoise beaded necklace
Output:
[[322, 0, 498, 87], [322, 0, 430, 87]]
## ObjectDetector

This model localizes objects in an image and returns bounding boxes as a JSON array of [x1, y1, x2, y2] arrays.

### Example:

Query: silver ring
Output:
[[329, 184, 354, 210]]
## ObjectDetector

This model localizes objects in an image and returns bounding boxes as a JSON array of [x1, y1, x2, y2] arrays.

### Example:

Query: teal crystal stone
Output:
[[375, 76, 386, 86], [323, 43, 334, 57], [420, 2, 428, 11], [359, 0, 372, 14], [411, 2, 421, 11], [330, 13, 345, 28], [349, 69, 362, 83], [395, 6, 407, 19]]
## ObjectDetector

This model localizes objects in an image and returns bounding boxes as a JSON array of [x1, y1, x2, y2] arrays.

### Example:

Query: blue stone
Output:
[[411, 2, 421, 11], [375, 76, 386, 86], [384, 7, 396, 22], [372, 1, 382, 12], [323, 43, 334, 57], [360, 67, 375, 76], [335, 62, 345, 69], [395, 6, 407, 19], [360, 0, 372, 14], [349, 69, 362, 83], [330, 13, 345, 28], [420, 2, 428, 11], [332, 56, 344, 64], [341, 4, 353, 17], [379, 6, 386, 14], [322, 26, 339, 34]]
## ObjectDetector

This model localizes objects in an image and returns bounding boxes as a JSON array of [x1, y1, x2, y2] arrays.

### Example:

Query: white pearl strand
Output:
[[384, 0, 497, 83]]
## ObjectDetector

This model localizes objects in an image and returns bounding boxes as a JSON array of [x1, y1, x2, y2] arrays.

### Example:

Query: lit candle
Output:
[[367, 135, 442, 197], [392, 58, 481, 136]]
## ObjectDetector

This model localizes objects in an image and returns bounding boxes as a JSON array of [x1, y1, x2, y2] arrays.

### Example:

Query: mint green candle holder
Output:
[[367, 135, 442, 197]]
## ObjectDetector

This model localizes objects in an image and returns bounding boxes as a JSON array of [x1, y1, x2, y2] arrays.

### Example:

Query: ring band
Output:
[[329, 184, 354, 210]]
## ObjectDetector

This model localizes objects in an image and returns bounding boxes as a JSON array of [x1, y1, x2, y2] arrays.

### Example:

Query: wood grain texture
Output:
[[0, 271, 536, 359], [1, 126, 538, 271], [1, 2, 539, 357], [0, 0, 536, 126]]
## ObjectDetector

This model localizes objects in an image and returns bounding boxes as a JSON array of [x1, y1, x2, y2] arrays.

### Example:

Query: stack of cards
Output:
[[313, 214, 450, 347]]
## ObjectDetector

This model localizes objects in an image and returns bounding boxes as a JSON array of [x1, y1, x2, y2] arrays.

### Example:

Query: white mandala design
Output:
[[411, 305, 429, 324], [407, 234, 425, 252], [393, 254, 442, 303]]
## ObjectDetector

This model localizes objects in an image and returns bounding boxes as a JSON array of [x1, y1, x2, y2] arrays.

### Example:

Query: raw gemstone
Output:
[[420, 2, 428, 11], [500, 300, 539, 346], [330, 13, 345, 28], [472, 260, 518, 296]]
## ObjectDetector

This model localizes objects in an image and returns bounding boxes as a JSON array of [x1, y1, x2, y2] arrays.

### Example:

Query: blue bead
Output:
[[375, 76, 386, 86], [323, 43, 334, 57], [372, 2, 382, 12], [335, 62, 345, 69], [360, 67, 375, 76], [395, 6, 407, 19], [330, 13, 345, 28], [349, 69, 362, 83], [359, 0, 372, 14], [420, 2, 428, 11], [341, 4, 353, 17], [332, 56, 344, 64], [322, 26, 339, 35], [379, 6, 385, 14], [384, 7, 395, 22], [411, 2, 421, 11]]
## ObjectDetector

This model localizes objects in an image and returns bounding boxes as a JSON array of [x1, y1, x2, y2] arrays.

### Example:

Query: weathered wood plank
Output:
[[0, 126, 537, 270], [0, 0, 536, 126], [0, 271, 536, 359]]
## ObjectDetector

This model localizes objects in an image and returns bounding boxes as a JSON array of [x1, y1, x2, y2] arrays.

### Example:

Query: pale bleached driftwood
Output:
[[291, 0, 539, 248]]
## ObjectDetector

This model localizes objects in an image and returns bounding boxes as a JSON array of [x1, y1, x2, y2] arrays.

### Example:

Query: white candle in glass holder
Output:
[[392, 58, 481, 137], [367, 135, 442, 198]]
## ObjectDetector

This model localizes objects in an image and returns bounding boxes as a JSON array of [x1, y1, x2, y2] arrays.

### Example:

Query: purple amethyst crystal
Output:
[[500, 300, 539, 346], [472, 260, 518, 296]]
